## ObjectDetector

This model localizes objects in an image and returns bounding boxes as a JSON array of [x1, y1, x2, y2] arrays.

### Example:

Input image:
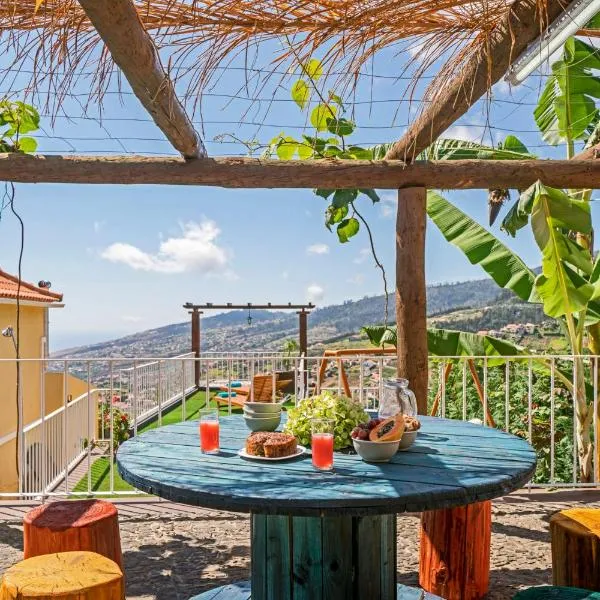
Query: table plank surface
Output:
[[117, 416, 536, 516]]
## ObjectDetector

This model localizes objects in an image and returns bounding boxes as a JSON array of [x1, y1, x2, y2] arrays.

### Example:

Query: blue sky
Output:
[[0, 41, 594, 350]]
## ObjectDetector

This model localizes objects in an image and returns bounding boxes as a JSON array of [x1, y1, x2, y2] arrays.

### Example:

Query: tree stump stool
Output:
[[419, 500, 491, 600], [23, 499, 123, 568], [0, 551, 124, 600], [513, 586, 600, 599], [550, 508, 600, 590]]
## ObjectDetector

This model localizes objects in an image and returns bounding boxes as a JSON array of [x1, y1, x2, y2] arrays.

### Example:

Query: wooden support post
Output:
[[420, 501, 492, 600], [77, 0, 204, 159], [191, 309, 202, 388], [396, 187, 428, 414], [297, 310, 308, 358]]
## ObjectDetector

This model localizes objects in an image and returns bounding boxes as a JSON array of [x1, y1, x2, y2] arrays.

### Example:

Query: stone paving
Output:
[[1, 490, 599, 599]]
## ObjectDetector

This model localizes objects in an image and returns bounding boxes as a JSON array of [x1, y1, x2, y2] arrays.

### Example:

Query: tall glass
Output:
[[311, 418, 334, 471], [199, 409, 219, 454]]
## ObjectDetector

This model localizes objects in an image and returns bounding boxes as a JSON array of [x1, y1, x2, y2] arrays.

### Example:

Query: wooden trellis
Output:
[[0, 0, 595, 416]]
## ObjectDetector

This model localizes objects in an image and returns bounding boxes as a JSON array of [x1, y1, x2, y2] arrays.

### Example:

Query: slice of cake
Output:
[[246, 432, 297, 458]]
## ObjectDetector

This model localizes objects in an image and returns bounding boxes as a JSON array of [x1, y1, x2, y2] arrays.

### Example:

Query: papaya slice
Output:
[[369, 415, 405, 442]]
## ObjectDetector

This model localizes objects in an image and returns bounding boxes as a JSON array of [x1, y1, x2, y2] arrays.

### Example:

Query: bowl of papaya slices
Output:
[[350, 415, 421, 462]]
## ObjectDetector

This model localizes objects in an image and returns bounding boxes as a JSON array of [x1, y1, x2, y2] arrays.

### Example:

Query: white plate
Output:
[[238, 445, 307, 461]]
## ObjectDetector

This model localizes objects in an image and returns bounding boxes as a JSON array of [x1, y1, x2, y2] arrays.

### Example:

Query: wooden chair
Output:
[[551, 508, 600, 590], [23, 499, 122, 569], [214, 373, 293, 407], [0, 551, 124, 600]]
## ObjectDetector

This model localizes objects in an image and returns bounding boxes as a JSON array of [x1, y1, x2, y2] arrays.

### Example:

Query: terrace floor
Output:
[[1, 490, 600, 599]]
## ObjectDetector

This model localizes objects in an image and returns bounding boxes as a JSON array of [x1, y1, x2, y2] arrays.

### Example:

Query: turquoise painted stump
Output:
[[117, 415, 536, 600], [188, 581, 445, 599]]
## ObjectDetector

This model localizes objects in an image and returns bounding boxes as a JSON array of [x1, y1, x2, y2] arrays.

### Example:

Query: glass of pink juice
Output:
[[311, 418, 334, 471], [199, 409, 219, 454]]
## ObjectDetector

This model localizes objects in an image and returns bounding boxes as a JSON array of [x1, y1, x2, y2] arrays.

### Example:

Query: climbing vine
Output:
[[0, 99, 40, 153], [262, 60, 390, 321]]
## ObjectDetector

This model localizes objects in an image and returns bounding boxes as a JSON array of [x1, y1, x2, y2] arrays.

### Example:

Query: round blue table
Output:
[[117, 415, 536, 600]]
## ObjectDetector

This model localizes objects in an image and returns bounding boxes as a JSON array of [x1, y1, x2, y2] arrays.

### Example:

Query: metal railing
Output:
[[0, 352, 597, 498]]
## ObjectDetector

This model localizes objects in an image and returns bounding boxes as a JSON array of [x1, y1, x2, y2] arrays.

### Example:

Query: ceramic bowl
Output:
[[243, 413, 281, 432], [397, 430, 418, 450], [352, 438, 400, 462], [244, 406, 281, 419], [244, 402, 282, 414]]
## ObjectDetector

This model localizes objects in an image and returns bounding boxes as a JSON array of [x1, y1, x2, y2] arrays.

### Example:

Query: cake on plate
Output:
[[245, 432, 297, 458]]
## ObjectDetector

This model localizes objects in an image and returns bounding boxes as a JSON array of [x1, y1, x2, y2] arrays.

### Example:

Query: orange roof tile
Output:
[[0, 269, 63, 304]]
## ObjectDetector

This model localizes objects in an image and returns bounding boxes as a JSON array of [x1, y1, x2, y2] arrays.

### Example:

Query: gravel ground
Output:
[[1, 491, 599, 599]]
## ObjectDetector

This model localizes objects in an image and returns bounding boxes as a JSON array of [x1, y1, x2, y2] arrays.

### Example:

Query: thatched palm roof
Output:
[[0, 0, 550, 117]]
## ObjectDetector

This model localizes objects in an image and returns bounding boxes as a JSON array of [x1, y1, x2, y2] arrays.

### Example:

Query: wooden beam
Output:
[[77, 0, 204, 159], [4, 154, 600, 189], [396, 187, 428, 415], [385, 0, 575, 161]]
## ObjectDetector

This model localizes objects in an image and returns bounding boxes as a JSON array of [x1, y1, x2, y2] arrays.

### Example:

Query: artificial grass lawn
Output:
[[71, 457, 137, 494], [73, 390, 244, 494]]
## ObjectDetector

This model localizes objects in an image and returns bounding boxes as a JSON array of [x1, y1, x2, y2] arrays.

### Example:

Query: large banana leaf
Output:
[[534, 38, 600, 146], [362, 325, 526, 367], [427, 191, 538, 302], [529, 183, 594, 318], [420, 136, 535, 161]]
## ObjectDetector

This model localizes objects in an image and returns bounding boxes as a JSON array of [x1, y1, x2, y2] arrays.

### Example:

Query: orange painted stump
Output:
[[419, 500, 491, 600], [551, 508, 600, 590], [23, 500, 123, 569], [0, 551, 124, 600]]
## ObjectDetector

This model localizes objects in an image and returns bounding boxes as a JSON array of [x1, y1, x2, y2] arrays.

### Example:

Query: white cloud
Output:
[[347, 273, 364, 285], [377, 191, 396, 219], [101, 219, 229, 274], [93, 220, 105, 234], [121, 315, 142, 323], [307, 243, 329, 255], [353, 248, 371, 264], [443, 125, 484, 144], [307, 284, 325, 303]]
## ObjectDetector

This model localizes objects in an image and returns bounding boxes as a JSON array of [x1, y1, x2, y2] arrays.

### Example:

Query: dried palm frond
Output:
[[0, 0, 549, 120]]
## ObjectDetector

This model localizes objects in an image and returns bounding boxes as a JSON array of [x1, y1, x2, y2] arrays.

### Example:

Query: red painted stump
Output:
[[419, 500, 491, 600], [23, 500, 123, 569]]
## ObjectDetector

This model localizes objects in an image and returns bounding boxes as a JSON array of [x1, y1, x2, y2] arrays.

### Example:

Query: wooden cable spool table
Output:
[[116, 415, 536, 600]]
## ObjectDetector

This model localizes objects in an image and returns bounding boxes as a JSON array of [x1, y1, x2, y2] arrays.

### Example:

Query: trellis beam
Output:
[[3, 154, 600, 189], [77, 0, 205, 159], [384, 0, 575, 161]]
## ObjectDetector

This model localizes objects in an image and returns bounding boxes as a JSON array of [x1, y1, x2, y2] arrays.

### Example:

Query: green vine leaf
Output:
[[291, 80, 310, 110], [315, 189, 335, 199], [16, 137, 37, 153], [360, 189, 380, 204], [332, 189, 358, 208], [304, 59, 323, 81], [337, 217, 360, 242], [326, 117, 354, 136], [311, 104, 337, 132], [325, 205, 349, 231], [276, 136, 298, 160]]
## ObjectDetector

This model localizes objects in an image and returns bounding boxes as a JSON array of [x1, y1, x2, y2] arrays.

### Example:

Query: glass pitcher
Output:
[[378, 378, 417, 419]]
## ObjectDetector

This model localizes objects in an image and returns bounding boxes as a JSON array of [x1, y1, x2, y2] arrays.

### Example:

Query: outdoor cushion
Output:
[[217, 391, 237, 398]]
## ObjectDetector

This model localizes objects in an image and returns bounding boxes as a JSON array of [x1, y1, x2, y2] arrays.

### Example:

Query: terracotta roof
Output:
[[0, 269, 63, 304]]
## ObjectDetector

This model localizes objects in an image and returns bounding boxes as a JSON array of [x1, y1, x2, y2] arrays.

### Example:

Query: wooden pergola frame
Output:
[[8, 0, 593, 415], [183, 302, 315, 386]]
